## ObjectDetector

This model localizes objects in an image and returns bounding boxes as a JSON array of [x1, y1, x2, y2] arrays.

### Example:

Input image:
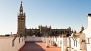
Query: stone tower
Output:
[[17, 1, 26, 36]]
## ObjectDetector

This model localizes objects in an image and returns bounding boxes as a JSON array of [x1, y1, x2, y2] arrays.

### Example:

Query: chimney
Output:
[[87, 14, 91, 29], [82, 13, 91, 37]]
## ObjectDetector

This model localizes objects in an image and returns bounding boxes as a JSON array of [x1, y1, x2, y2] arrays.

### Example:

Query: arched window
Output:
[[18, 18, 20, 20]]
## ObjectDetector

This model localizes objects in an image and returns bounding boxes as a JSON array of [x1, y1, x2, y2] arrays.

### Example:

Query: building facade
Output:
[[17, 1, 26, 36], [17, 1, 72, 36]]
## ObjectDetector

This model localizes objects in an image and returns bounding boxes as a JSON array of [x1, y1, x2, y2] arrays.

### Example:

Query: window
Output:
[[18, 18, 20, 20], [20, 17, 24, 20], [21, 23, 22, 29]]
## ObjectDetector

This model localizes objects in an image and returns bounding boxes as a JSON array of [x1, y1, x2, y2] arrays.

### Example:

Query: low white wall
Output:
[[41, 36, 91, 51], [48, 36, 87, 51], [25, 36, 91, 51], [86, 37, 91, 51], [25, 36, 43, 42], [0, 37, 25, 51]]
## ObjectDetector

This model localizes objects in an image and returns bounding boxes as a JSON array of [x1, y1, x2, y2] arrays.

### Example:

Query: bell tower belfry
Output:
[[17, 1, 26, 36]]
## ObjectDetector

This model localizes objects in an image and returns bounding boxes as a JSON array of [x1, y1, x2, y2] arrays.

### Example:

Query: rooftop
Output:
[[19, 41, 61, 51]]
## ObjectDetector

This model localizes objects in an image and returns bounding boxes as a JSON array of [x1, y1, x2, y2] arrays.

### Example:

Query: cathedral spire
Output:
[[19, 1, 23, 12]]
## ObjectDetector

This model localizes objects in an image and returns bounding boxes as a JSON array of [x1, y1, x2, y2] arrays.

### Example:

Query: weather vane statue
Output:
[[21, 1, 23, 4]]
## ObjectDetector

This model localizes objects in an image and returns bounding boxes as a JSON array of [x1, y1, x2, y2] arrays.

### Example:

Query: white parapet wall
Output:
[[48, 36, 87, 51], [0, 37, 25, 51], [86, 37, 91, 51], [50, 37, 69, 48], [25, 36, 44, 42], [24, 36, 90, 51], [56, 36, 62, 47]]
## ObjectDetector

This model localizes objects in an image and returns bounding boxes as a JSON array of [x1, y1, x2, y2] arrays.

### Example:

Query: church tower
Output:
[[17, 1, 26, 36]]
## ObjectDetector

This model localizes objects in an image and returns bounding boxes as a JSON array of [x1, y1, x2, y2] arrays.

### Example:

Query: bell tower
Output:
[[17, 1, 26, 36]]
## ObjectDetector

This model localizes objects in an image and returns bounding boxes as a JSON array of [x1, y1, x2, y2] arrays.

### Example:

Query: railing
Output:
[[12, 36, 17, 47], [19, 36, 21, 43]]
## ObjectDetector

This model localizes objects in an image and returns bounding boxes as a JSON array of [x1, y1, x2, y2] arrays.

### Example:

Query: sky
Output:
[[0, 0, 91, 35]]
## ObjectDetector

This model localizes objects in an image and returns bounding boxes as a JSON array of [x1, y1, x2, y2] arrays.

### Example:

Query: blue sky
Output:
[[0, 0, 91, 35]]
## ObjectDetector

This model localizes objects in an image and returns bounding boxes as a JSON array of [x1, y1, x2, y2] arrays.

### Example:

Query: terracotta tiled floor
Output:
[[19, 41, 61, 51]]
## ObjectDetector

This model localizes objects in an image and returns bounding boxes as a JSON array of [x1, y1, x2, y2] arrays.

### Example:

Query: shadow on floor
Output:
[[19, 41, 45, 51]]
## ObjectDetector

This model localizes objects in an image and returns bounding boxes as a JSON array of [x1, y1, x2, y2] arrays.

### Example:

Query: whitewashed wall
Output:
[[86, 37, 91, 51], [45, 35, 91, 51], [0, 37, 25, 51], [56, 37, 62, 47], [70, 38, 80, 50], [25, 36, 43, 42], [48, 37, 68, 48], [49, 36, 87, 51]]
